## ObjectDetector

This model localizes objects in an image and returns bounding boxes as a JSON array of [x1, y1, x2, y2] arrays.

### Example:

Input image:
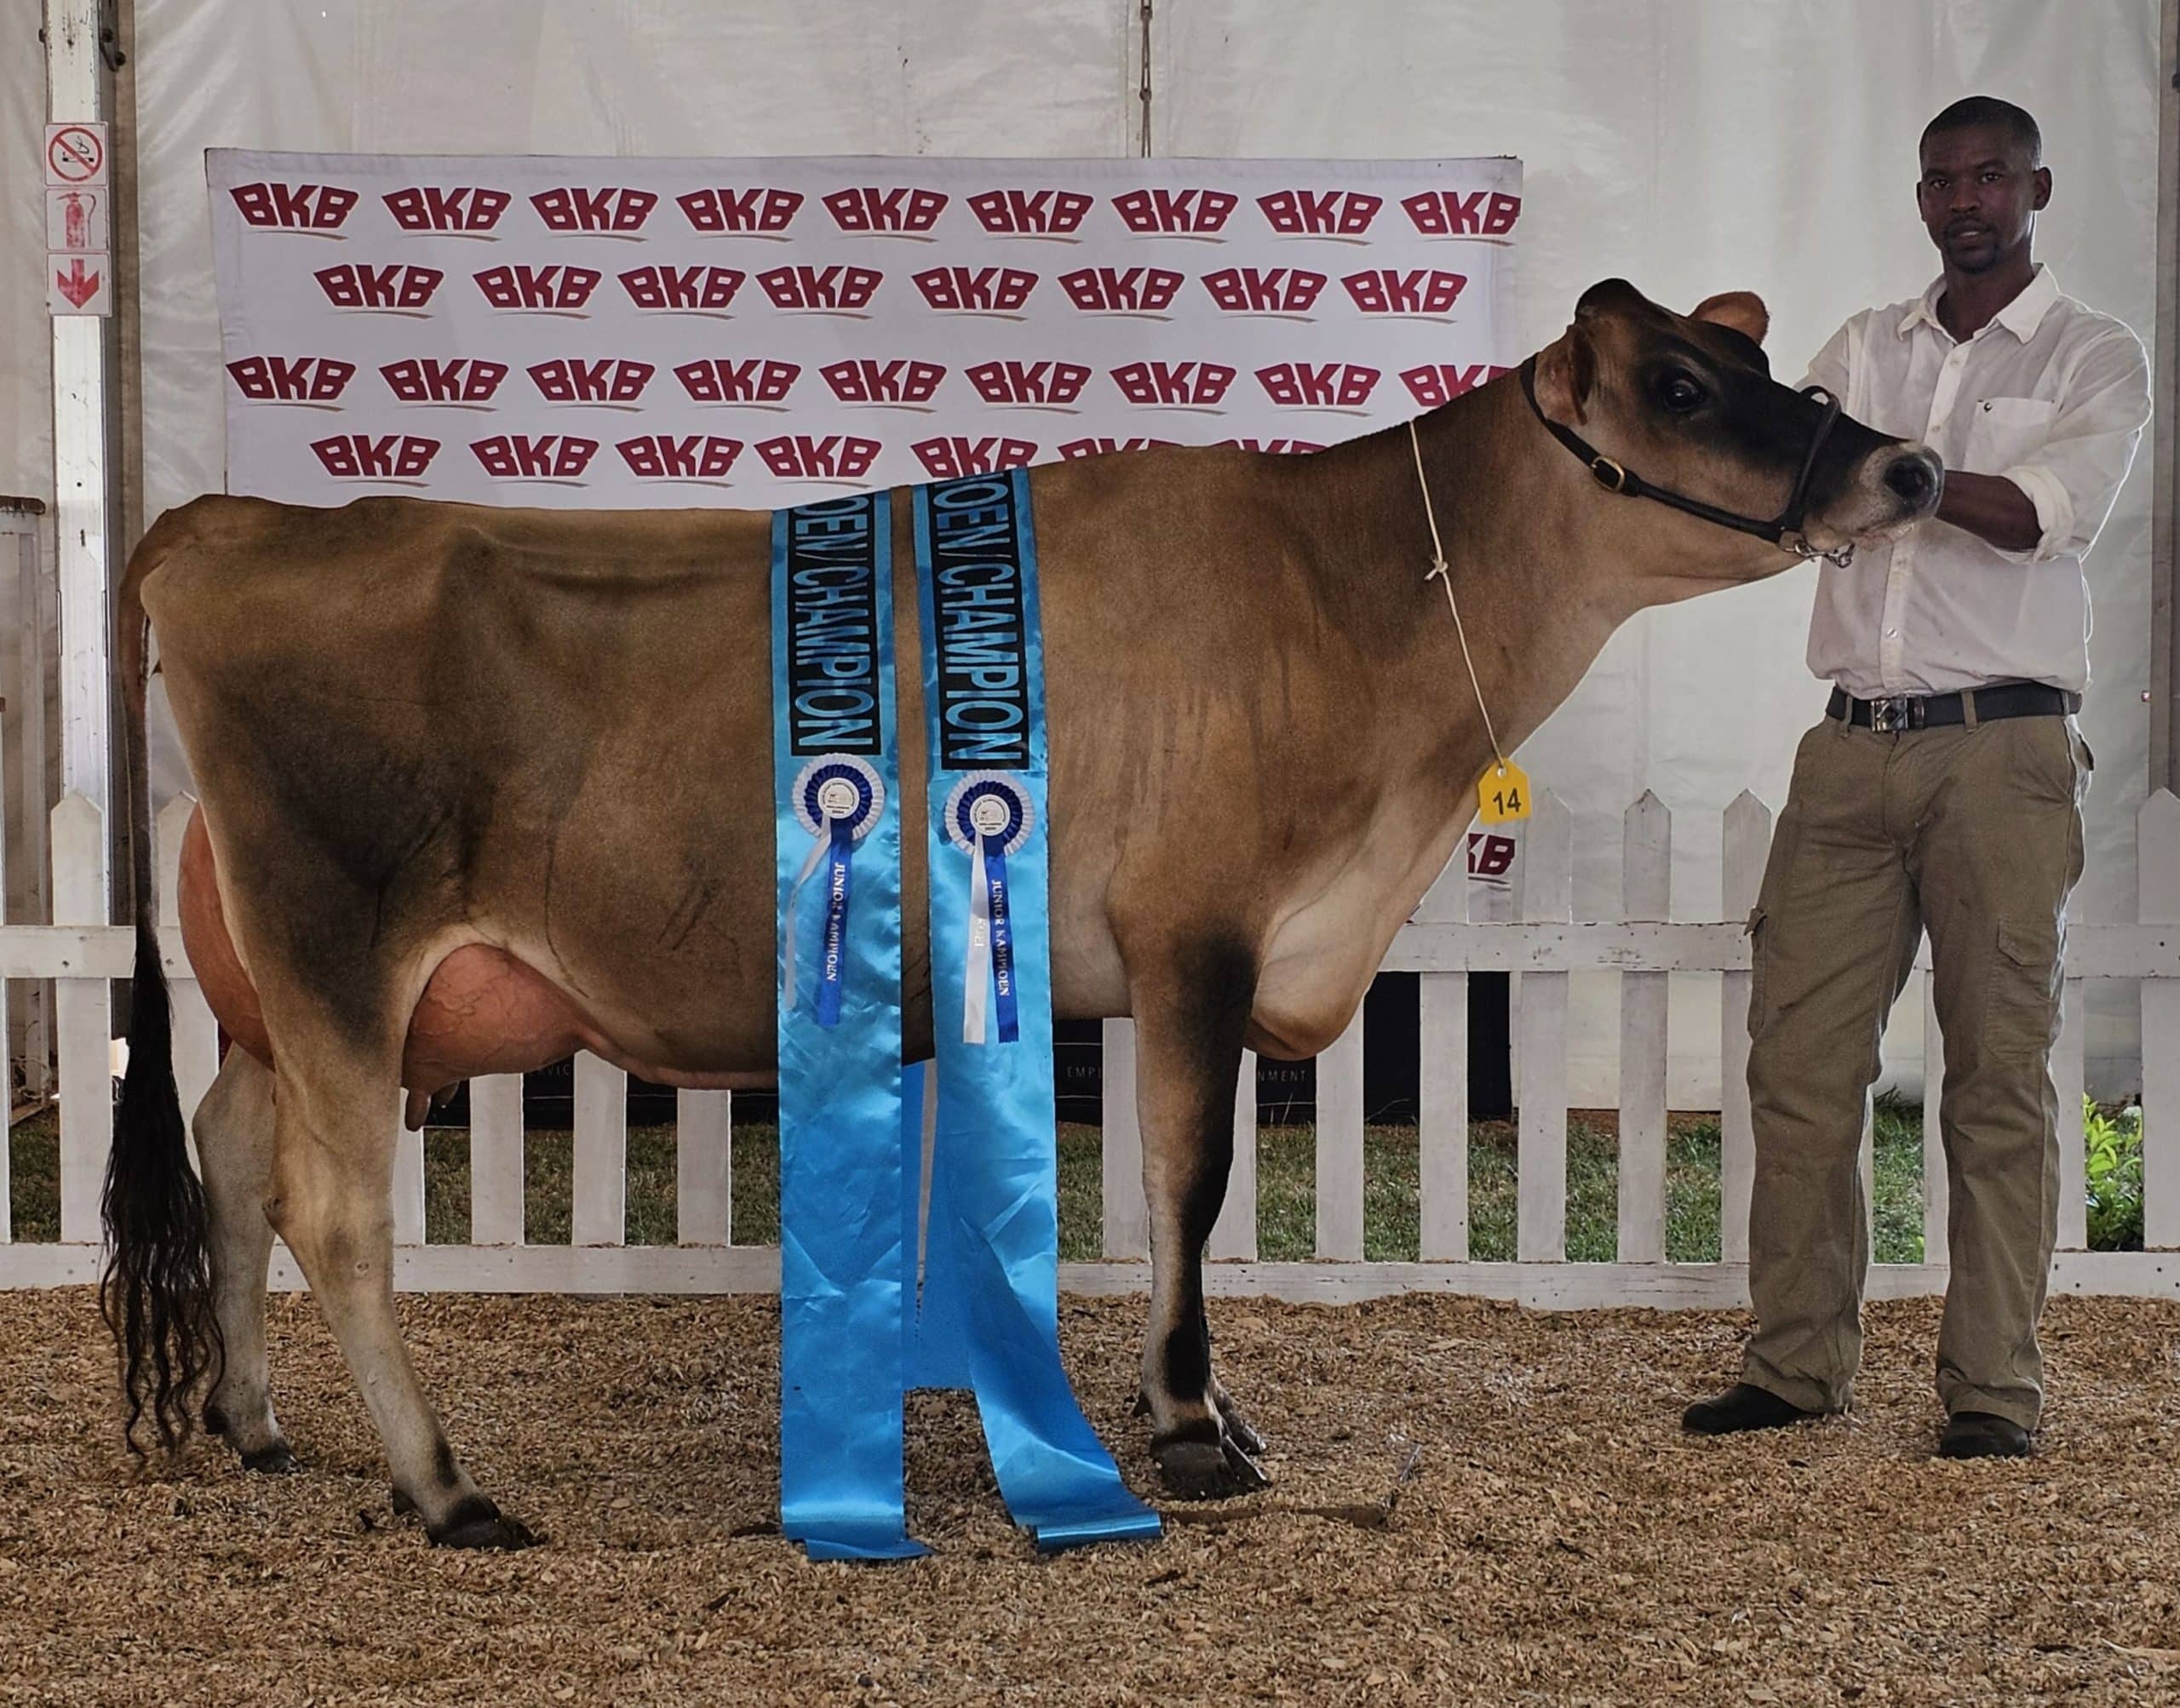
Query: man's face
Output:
[[1916, 122, 2050, 274]]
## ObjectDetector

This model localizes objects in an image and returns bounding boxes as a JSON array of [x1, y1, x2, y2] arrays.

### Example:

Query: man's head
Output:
[[1917, 96, 2050, 276]]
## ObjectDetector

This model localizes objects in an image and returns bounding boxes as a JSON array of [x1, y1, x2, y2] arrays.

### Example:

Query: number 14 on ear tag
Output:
[[1478, 759, 1532, 825]]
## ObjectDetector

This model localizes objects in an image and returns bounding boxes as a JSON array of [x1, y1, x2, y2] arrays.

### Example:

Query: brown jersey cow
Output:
[[103, 280, 1939, 1546]]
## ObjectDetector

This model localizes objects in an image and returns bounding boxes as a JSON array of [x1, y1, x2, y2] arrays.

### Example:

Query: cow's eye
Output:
[[1656, 371, 1707, 414]]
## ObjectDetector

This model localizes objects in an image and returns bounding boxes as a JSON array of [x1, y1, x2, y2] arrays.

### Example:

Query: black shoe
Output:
[[1937, 1411, 2032, 1459], [1681, 1382, 1818, 1436]]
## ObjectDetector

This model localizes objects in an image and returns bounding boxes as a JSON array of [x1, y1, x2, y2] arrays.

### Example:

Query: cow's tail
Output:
[[101, 518, 221, 1457]]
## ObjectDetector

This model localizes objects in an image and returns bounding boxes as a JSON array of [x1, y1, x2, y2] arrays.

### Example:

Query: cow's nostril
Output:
[[1884, 453, 1938, 507]]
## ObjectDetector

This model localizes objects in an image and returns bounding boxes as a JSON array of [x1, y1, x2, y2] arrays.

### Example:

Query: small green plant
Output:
[[2084, 1096, 2144, 1252]]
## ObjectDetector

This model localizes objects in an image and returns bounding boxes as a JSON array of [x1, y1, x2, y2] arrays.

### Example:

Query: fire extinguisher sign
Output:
[[46, 186, 110, 251]]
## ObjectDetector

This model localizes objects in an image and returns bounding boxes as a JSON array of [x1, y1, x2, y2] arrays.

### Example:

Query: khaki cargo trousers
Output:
[[1741, 697, 2089, 1430]]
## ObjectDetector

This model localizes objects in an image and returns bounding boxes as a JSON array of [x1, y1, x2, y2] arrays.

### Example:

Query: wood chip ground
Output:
[[3, 1288, 2177, 1705]]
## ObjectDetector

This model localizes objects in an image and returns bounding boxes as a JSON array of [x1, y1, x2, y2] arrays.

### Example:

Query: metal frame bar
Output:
[[43, 0, 114, 848], [2154, 0, 2178, 788]]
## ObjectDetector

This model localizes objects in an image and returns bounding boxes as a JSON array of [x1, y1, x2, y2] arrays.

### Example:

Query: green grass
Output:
[[9, 1097, 1934, 1261]]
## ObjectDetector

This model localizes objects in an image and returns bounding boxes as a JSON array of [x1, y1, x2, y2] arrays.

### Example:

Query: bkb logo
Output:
[[910, 267, 1037, 312], [531, 186, 657, 232], [674, 358, 800, 404], [1110, 187, 1237, 235], [1401, 363, 1512, 407], [311, 434, 439, 479], [382, 358, 509, 404], [227, 356, 355, 404], [1344, 269, 1469, 316], [1058, 267, 1183, 313], [1257, 189, 1381, 237], [823, 186, 948, 233], [755, 435, 883, 479], [910, 437, 1036, 479], [229, 182, 358, 230], [470, 435, 600, 479], [315, 264, 443, 311], [529, 359, 656, 404], [1219, 438, 1324, 454], [1110, 361, 1236, 406], [619, 266, 746, 311], [1467, 829, 1517, 884], [1257, 363, 1382, 408], [1402, 190, 1523, 237], [1202, 267, 1328, 313], [617, 436, 744, 479], [966, 188, 1093, 236], [965, 360, 1091, 406], [1058, 437, 1176, 459], [383, 186, 511, 233], [821, 360, 946, 405], [473, 265, 601, 311], [677, 186, 804, 233], [759, 265, 884, 311]]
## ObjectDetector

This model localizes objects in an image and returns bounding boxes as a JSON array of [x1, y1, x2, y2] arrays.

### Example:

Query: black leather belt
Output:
[[1827, 682, 2080, 732]]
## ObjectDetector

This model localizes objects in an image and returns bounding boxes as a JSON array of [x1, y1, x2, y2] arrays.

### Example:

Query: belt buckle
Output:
[[1868, 695, 1919, 733]]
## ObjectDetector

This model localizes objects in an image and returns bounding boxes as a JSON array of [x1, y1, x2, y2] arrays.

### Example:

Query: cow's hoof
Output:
[[1155, 1435, 1271, 1500], [239, 1441, 301, 1476], [427, 1498, 540, 1550]]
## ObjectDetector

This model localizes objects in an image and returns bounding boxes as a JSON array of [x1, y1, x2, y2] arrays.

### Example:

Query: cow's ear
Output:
[[1535, 323, 1597, 423], [1692, 291, 1770, 347]]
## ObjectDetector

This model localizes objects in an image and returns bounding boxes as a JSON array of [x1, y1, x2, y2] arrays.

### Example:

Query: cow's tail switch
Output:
[[101, 519, 221, 1457]]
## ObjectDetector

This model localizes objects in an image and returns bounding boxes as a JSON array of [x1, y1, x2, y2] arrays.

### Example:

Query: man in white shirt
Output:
[[1684, 96, 2151, 1457]]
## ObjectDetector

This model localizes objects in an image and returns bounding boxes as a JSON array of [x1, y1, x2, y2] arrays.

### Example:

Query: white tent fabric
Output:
[[5, 0, 2160, 1102]]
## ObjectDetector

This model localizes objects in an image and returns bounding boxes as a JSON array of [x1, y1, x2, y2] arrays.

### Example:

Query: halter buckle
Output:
[[1589, 456, 1628, 494]]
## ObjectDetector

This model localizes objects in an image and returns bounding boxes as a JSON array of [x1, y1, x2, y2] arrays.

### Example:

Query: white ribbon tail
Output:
[[962, 833, 991, 1046], [782, 828, 829, 1013]]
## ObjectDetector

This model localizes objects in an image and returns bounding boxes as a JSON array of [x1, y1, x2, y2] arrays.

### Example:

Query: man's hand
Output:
[[1935, 469, 2042, 553]]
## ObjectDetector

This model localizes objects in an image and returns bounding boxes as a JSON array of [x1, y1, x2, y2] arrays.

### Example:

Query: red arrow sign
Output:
[[55, 258, 102, 307]]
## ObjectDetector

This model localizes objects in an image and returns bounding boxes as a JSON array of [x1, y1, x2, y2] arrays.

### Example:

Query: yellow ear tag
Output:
[[1477, 759, 1532, 825]]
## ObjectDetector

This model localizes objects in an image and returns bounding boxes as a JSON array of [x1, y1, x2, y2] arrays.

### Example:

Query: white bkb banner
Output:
[[208, 151, 1522, 510]]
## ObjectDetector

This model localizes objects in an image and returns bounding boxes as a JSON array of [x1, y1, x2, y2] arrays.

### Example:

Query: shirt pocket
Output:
[[1963, 394, 2056, 473]]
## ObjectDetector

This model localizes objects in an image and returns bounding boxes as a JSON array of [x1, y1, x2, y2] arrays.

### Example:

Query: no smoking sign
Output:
[[45, 123, 108, 186]]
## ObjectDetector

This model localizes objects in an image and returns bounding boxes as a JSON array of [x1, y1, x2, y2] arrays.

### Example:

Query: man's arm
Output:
[[1936, 470, 2041, 553], [1948, 329, 2153, 563]]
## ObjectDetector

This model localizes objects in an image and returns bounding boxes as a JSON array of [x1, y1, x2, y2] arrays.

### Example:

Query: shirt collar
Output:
[[1897, 263, 2060, 343]]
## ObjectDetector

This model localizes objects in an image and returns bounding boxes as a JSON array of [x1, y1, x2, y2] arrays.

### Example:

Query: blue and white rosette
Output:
[[945, 772, 1035, 1045], [783, 754, 886, 1028]]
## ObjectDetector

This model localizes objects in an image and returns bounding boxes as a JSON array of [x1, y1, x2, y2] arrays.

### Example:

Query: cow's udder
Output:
[[178, 805, 762, 1109]]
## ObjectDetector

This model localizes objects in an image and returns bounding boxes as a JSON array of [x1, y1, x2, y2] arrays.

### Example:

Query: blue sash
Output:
[[772, 492, 922, 1562], [911, 471, 1162, 1550]]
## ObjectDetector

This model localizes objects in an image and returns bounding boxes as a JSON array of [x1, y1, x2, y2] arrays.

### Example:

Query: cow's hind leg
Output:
[[261, 1004, 536, 1549], [197, 1046, 297, 1472], [1131, 936, 1271, 1499]]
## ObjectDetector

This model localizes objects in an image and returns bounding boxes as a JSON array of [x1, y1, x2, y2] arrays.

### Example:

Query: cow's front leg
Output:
[[259, 999, 536, 1550], [1130, 937, 1271, 1499], [195, 1046, 297, 1472]]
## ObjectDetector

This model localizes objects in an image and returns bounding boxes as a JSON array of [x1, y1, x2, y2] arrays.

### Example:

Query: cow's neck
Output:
[[1320, 375, 1634, 767], [1297, 375, 1696, 915]]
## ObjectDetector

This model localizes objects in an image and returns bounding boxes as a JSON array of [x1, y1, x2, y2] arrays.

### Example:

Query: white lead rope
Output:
[[1408, 418, 1507, 773]]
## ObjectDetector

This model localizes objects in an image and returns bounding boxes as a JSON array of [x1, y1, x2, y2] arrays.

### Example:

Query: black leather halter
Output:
[[1518, 354, 1856, 568]]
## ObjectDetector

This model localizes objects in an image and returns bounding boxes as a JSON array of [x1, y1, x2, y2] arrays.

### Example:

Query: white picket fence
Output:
[[3, 784, 2177, 1306]]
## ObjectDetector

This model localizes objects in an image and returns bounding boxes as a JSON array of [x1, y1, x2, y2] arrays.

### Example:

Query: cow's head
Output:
[[1530, 278, 1941, 581]]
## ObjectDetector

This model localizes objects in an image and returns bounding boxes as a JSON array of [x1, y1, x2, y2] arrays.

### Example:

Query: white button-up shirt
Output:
[[1802, 265, 2150, 697]]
